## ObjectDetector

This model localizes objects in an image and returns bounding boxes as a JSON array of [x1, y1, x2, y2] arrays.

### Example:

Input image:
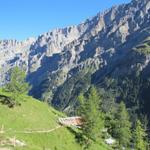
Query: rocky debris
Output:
[[0, 137, 26, 147], [105, 138, 116, 145]]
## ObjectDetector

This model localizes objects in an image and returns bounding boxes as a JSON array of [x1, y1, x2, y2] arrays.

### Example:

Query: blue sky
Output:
[[0, 0, 131, 40]]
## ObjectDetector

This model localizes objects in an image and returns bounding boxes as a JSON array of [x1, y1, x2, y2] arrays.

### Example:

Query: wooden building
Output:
[[58, 116, 83, 126]]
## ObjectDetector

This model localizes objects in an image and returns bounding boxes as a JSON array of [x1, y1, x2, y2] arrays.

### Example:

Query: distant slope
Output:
[[0, 92, 110, 150]]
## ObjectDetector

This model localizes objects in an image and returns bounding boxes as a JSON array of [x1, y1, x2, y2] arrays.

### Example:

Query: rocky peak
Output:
[[0, 40, 20, 49], [0, 38, 35, 51]]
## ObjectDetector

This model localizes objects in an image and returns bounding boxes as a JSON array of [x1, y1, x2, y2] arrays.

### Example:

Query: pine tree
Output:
[[112, 101, 131, 148], [133, 120, 147, 150], [78, 87, 104, 148], [4, 67, 30, 94]]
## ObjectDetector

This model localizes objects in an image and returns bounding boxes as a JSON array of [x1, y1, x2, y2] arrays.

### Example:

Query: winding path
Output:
[[0, 125, 62, 134], [14, 125, 62, 134]]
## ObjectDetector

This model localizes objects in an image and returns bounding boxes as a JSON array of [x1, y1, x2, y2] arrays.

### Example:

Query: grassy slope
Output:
[[135, 37, 150, 55], [0, 91, 110, 150]]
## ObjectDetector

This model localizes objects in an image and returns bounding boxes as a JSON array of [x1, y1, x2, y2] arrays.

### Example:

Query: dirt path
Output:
[[14, 125, 62, 134]]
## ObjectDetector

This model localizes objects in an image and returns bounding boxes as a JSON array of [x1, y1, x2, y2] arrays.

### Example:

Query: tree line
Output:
[[77, 86, 149, 150]]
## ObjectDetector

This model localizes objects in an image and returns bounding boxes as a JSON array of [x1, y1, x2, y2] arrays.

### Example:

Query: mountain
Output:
[[0, 0, 150, 116]]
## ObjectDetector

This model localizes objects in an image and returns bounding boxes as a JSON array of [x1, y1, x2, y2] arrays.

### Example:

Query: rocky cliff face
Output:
[[0, 0, 150, 112], [0, 38, 35, 85]]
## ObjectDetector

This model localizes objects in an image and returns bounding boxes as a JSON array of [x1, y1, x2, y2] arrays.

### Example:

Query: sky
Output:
[[0, 0, 131, 41]]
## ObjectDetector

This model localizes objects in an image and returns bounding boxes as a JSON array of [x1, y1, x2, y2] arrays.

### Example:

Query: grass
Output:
[[135, 37, 150, 55], [0, 90, 110, 150]]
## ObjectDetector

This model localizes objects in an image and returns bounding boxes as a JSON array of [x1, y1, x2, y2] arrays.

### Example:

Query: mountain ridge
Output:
[[0, 0, 150, 114]]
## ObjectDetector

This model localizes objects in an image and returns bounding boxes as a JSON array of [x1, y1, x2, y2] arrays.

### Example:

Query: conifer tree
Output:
[[78, 87, 104, 148], [133, 120, 147, 150], [4, 66, 30, 94], [112, 101, 131, 148]]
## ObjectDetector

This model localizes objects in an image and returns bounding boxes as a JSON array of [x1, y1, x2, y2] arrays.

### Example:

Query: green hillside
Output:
[[0, 91, 110, 150]]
